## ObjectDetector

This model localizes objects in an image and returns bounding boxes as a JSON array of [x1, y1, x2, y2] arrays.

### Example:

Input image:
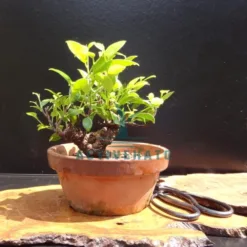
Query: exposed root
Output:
[[58, 125, 119, 158]]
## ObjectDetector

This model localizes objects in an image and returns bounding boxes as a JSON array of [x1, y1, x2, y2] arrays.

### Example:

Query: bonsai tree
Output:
[[27, 40, 174, 158]]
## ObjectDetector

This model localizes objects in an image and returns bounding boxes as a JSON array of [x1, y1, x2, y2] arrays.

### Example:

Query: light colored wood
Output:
[[0, 185, 209, 247], [163, 173, 247, 215]]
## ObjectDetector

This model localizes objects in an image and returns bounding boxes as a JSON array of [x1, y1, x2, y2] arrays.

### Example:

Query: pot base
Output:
[[69, 201, 149, 216]]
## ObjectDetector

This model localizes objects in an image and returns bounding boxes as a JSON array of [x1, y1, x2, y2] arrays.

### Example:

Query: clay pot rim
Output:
[[47, 141, 170, 163]]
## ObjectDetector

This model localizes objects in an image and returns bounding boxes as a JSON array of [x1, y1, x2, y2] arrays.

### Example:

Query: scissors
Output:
[[150, 179, 234, 221]]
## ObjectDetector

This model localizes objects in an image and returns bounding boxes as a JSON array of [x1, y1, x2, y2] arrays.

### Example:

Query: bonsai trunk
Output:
[[59, 125, 119, 158]]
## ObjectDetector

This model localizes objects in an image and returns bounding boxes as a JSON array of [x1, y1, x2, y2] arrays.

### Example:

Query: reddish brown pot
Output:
[[47, 141, 170, 216]]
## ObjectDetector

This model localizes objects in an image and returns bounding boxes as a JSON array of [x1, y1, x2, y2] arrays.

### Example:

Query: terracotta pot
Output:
[[47, 141, 170, 216]]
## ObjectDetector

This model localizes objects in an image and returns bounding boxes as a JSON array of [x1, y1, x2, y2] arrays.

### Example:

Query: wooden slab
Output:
[[161, 173, 247, 238], [163, 173, 247, 216], [0, 185, 211, 247], [0, 173, 246, 246]]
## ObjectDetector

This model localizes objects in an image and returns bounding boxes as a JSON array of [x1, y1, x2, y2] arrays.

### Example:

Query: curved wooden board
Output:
[[0, 185, 211, 247]]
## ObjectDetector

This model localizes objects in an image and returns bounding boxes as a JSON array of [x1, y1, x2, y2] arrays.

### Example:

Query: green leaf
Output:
[[130, 112, 155, 123], [95, 73, 115, 92], [126, 55, 138, 61], [145, 75, 156, 80], [111, 59, 139, 66], [104, 40, 126, 60], [69, 91, 82, 102], [29, 101, 41, 111], [26, 112, 41, 123], [40, 99, 51, 108], [44, 89, 58, 95], [117, 52, 126, 58], [94, 106, 108, 119], [107, 59, 139, 75], [110, 111, 121, 125], [127, 76, 145, 89], [32, 92, 41, 105], [78, 69, 88, 78], [161, 91, 174, 101], [72, 78, 90, 94], [88, 51, 95, 58], [151, 97, 164, 107], [108, 64, 126, 75], [37, 124, 51, 131], [49, 133, 61, 142], [49, 68, 72, 86], [113, 80, 123, 91], [50, 110, 59, 118], [118, 92, 139, 105], [66, 40, 89, 64], [88, 42, 105, 50], [30, 105, 41, 111], [91, 56, 112, 74], [82, 117, 93, 132], [68, 108, 84, 116], [131, 81, 149, 91], [147, 93, 154, 100]]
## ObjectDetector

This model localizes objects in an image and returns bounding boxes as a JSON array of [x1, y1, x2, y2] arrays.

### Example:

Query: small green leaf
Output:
[[66, 40, 89, 64], [69, 91, 82, 102], [108, 64, 126, 75], [147, 93, 154, 100], [131, 112, 155, 123], [68, 108, 84, 116], [95, 73, 115, 92], [111, 59, 139, 66], [104, 40, 126, 60], [127, 77, 145, 89], [44, 89, 58, 95], [94, 43, 105, 50], [110, 111, 120, 125], [118, 92, 139, 105], [32, 92, 41, 105], [30, 105, 41, 111], [88, 51, 95, 58], [145, 75, 156, 80], [50, 110, 59, 118], [113, 80, 123, 91], [49, 68, 72, 86], [40, 99, 51, 108], [117, 52, 126, 58], [26, 112, 41, 123], [161, 91, 174, 101], [126, 55, 138, 61], [37, 124, 51, 131], [72, 78, 90, 94], [82, 117, 93, 132], [91, 56, 112, 74], [131, 81, 149, 91], [151, 97, 164, 106], [49, 133, 61, 142], [29, 101, 41, 111], [78, 69, 88, 78], [88, 42, 105, 50]]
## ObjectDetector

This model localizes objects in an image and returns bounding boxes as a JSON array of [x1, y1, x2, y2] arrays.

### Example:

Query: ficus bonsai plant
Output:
[[27, 40, 174, 158], [27, 40, 174, 216]]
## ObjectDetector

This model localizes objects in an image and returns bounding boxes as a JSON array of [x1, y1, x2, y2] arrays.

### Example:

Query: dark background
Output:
[[1, 0, 247, 174]]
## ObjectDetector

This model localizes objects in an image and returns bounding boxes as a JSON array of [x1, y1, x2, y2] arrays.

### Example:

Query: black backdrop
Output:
[[1, 0, 247, 174]]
